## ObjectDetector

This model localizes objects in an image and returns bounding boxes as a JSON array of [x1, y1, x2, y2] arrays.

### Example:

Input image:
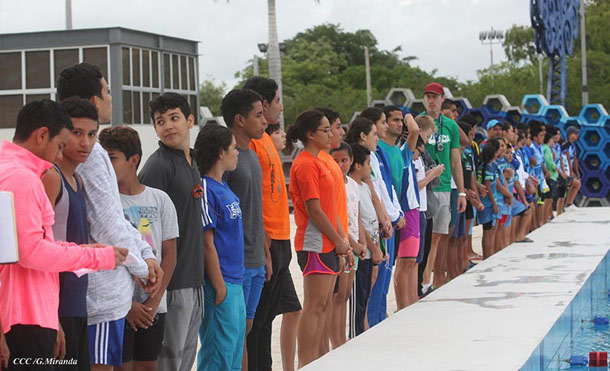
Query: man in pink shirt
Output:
[[0, 100, 127, 370]]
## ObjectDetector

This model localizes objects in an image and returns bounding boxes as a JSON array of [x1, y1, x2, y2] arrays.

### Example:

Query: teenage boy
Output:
[[242, 77, 301, 371], [138, 93, 205, 371], [0, 100, 125, 370], [41, 97, 107, 370], [421, 82, 466, 290], [57, 63, 161, 370], [220, 89, 268, 370], [99, 126, 179, 371]]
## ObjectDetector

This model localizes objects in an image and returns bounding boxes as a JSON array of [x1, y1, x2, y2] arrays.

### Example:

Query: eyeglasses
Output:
[[316, 127, 332, 134]]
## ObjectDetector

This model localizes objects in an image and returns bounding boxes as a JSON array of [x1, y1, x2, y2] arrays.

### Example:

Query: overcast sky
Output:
[[0, 0, 531, 92]]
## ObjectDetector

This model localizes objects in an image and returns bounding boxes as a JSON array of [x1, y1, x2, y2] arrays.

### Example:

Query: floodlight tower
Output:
[[479, 28, 504, 86]]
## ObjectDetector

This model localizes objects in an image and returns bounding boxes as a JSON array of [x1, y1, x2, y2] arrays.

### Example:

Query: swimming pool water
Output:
[[521, 250, 610, 370]]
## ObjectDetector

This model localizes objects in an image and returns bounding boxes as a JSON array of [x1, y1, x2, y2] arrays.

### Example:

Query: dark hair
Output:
[[345, 117, 375, 145], [60, 97, 99, 122], [458, 121, 472, 136], [517, 131, 525, 143], [98, 126, 143, 169], [441, 100, 456, 110], [459, 114, 477, 127], [528, 119, 545, 131], [502, 121, 513, 132], [530, 125, 544, 138], [349, 143, 370, 173], [265, 122, 281, 136], [544, 130, 554, 144], [56, 62, 104, 101], [286, 110, 325, 150], [149, 92, 192, 123], [383, 105, 402, 119], [480, 138, 500, 176], [359, 107, 384, 124], [13, 99, 73, 142], [330, 141, 352, 157], [220, 89, 263, 128], [242, 76, 278, 103], [315, 107, 341, 124], [194, 124, 234, 174]]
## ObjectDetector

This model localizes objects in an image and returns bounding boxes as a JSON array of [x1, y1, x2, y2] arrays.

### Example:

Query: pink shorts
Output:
[[398, 209, 420, 258]]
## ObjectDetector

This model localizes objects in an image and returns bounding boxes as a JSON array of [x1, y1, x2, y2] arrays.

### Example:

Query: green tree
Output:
[[199, 79, 226, 116]]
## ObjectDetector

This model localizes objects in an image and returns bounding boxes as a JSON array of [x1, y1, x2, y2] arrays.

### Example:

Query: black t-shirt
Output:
[[462, 148, 474, 190], [139, 141, 205, 290]]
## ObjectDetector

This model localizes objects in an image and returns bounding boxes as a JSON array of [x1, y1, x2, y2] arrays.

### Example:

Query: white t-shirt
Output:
[[121, 186, 179, 313], [414, 157, 427, 212], [345, 176, 360, 242], [357, 181, 379, 259]]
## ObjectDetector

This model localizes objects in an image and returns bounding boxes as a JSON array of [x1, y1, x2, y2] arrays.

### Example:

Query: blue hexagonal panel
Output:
[[603, 116, 610, 136], [559, 117, 583, 138], [582, 153, 603, 173], [450, 97, 472, 119], [581, 172, 609, 199], [407, 99, 426, 115], [604, 163, 610, 184], [580, 127, 605, 151], [503, 106, 523, 126], [542, 105, 569, 125], [483, 95, 511, 115], [521, 94, 549, 115], [578, 104, 608, 126], [604, 142, 610, 163]]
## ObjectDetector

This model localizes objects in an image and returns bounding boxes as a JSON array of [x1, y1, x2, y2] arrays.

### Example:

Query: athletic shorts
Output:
[[451, 212, 467, 238], [448, 189, 458, 228], [477, 205, 495, 226], [297, 250, 339, 276], [58, 316, 90, 370], [398, 209, 420, 258], [243, 266, 266, 319], [499, 214, 508, 224], [557, 177, 568, 197], [543, 178, 557, 200], [511, 200, 527, 217], [123, 313, 166, 362], [88, 318, 125, 366], [432, 191, 452, 234], [198, 282, 246, 371], [465, 201, 474, 220]]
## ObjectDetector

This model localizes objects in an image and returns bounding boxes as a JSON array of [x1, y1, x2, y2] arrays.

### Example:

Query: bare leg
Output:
[[242, 318, 254, 370], [330, 271, 352, 349], [297, 274, 335, 368], [92, 365, 113, 371], [566, 179, 581, 205], [280, 310, 301, 371], [433, 234, 449, 287], [423, 233, 442, 285], [318, 275, 337, 357], [482, 226, 496, 259]]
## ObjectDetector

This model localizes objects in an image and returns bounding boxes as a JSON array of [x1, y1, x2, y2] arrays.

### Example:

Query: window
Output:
[[189, 56, 196, 91], [163, 53, 170, 91], [0, 95, 23, 128], [54, 49, 79, 86], [142, 50, 150, 88], [171, 54, 179, 90], [123, 90, 132, 125], [122, 47, 130, 86], [151, 51, 159, 88], [142, 92, 151, 124], [132, 49, 140, 87], [83, 47, 108, 81], [26, 51, 51, 89], [0, 53, 21, 90], [180, 55, 187, 90], [0, 46, 110, 129]]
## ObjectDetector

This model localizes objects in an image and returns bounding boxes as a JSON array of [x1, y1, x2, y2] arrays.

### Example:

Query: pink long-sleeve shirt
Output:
[[0, 140, 115, 334]]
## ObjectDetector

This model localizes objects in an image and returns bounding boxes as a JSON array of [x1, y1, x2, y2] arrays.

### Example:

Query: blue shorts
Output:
[[511, 200, 527, 217], [477, 205, 495, 225], [88, 318, 125, 366], [243, 266, 266, 319], [451, 212, 466, 238], [198, 281, 246, 371]]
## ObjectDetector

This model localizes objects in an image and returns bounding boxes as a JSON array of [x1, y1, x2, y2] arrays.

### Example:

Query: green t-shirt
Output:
[[543, 144, 558, 181], [424, 114, 460, 192], [377, 140, 403, 193]]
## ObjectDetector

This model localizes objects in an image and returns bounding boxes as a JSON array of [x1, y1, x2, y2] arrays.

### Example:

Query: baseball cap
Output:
[[486, 119, 503, 130], [566, 126, 580, 136], [424, 82, 444, 96]]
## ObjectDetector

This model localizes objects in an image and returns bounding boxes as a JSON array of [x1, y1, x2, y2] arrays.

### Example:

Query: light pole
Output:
[[580, 0, 589, 105], [256, 43, 287, 77], [479, 28, 504, 85]]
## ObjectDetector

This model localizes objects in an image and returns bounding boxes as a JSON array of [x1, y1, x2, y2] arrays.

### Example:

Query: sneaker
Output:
[[566, 204, 578, 211], [421, 283, 432, 295]]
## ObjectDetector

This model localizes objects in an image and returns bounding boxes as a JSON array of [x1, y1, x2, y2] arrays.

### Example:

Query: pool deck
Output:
[[304, 207, 610, 371]]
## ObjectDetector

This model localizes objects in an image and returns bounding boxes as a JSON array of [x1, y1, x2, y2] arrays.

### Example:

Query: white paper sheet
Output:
[[0, 192, 18, 264]]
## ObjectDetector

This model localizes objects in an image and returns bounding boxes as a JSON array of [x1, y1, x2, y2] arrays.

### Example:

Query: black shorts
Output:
[[297, 250, 339, 276], [58, 316, 90, 370], [543, 178, 558, 200], [557, 177, 568, 197], [482, 220, 494, 231], [269, 240, 302, 314], [465, 201, 474, 220], [122, 313, 166, 363], [5, 325, 56, 371]]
